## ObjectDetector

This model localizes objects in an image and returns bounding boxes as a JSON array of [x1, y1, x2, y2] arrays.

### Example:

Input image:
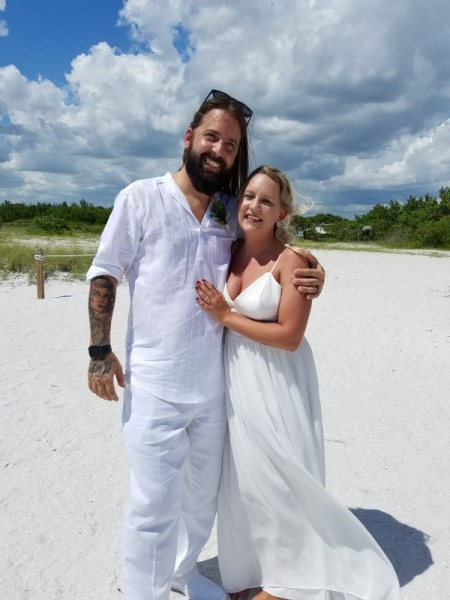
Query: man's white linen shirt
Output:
[[86, 173, 238, 403]]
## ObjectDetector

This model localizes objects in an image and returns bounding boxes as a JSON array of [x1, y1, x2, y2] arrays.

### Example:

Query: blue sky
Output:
[[1, 0, 450, 217], [0, 0, 130, 84]]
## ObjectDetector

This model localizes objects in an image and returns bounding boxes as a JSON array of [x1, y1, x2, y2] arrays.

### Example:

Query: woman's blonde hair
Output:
[[238, 165, 297, 244]]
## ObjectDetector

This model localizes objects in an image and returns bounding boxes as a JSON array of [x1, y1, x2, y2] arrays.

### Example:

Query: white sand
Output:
[[1, 249, 449, 600]]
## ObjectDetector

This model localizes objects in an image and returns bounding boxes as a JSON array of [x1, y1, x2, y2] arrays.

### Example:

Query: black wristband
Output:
[[88, 344, 112, 360]]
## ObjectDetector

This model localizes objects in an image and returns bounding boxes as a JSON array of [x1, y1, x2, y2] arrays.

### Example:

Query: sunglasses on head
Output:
[[202, 89, 253, 124]]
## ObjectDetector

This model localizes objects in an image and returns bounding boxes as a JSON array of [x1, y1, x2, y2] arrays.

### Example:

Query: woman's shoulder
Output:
[[281, 245, 310, 269], [272, 245, 309, 285]]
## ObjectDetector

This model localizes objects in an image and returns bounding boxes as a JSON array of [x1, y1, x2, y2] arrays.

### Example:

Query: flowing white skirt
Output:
[[217, 331, 400, 600]]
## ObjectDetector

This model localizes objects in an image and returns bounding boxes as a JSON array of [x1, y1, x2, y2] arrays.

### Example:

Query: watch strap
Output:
[[88, 344, 112, 360]]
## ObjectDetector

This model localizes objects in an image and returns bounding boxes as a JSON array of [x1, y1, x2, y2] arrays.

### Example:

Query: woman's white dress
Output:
[[217, 254, 401, 600]]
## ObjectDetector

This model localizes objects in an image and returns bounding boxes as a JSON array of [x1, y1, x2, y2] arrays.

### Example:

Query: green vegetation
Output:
[[1, 189, 449, 281], [291, 186, 450, 249], [0, 238, 96, 281], [0, 198, 111, 232], [0, 199, 109, 281]]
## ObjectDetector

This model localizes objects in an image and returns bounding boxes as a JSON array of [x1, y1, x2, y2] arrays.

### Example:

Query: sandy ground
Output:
[[1, 249, 449, 600]]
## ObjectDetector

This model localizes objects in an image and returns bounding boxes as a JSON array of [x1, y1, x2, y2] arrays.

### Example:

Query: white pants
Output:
[[121, 383, 227, 600]]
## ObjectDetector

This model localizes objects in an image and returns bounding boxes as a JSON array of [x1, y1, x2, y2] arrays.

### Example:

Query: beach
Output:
[[1, 248, 449, 600]]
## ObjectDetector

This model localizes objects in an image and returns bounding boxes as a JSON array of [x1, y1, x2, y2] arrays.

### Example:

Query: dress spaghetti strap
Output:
[[269, 247, 286, 273]]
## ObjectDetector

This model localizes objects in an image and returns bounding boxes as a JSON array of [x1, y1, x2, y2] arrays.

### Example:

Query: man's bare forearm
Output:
[[87, 275, 124, 401], [88, 276, 117, 344]]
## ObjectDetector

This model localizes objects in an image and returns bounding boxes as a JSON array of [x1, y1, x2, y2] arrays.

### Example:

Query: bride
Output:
[[196, 165, 400, 600]]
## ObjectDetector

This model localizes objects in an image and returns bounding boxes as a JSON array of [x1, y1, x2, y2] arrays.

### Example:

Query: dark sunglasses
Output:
[[202, 89, 253, 124]]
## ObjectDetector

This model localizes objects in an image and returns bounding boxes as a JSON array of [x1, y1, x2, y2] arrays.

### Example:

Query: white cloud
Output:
[[346, 120, 450, 188], [0, 0, 7, 35], [1, 0, 450, 215]]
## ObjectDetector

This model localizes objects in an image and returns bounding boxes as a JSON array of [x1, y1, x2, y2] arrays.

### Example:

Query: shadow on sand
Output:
[[351, 508, 432, 587], [198, 556, 222, 585], [199, 509, 433, 590]]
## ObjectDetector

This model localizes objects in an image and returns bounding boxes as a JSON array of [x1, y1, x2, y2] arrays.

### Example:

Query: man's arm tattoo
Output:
[[89, 277, 116, 344], [89, 356, 114, 377]]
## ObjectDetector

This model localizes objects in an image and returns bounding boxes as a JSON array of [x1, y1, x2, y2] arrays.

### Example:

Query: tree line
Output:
[[0, 199, 112, 234], [291, 186, 450, 248], [1, 187, 450, 248]]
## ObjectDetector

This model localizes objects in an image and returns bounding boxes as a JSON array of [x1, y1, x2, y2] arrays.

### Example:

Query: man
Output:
[[86, 90, 325, 600]]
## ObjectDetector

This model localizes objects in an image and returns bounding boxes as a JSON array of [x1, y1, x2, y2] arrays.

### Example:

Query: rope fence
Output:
[[34, 248, 95, 299]]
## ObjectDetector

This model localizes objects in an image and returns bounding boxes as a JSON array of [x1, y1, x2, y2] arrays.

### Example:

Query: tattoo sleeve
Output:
[[88, 276, 116, 344]]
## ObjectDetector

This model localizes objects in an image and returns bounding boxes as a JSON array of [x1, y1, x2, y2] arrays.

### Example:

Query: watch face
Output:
[[89, 346, 101, 358]]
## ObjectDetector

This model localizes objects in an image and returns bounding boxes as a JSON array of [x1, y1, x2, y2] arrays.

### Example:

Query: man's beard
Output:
[[184, 143, 234, 196]]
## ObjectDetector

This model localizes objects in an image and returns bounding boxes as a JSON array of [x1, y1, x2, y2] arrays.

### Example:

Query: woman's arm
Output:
[[287, 247, 325, 299], [196, 250, 312, 352]]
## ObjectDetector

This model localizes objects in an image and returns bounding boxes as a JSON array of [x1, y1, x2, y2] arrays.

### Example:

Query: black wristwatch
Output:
[[88, 344, 112, 360]]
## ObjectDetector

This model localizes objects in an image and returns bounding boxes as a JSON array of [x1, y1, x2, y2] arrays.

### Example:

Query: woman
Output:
[[196, 166, 400, 600]]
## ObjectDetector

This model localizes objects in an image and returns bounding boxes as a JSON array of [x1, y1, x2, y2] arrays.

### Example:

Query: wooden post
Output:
[[36, 248, 45, 299]]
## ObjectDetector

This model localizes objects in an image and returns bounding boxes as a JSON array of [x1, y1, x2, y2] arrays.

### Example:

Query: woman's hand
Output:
[[195, 279, 231, 324]]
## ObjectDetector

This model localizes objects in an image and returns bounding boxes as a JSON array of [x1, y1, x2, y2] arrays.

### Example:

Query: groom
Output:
[[86, 90, 325, 600]]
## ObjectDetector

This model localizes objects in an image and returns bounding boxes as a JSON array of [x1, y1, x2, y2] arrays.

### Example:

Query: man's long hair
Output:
[[186, 97, 250, 197]]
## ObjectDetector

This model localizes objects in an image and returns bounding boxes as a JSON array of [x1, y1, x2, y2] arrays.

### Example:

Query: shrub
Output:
[[383, 227, 416, 246], [416, 216, 450, 248], [30, 216, 72, 235]]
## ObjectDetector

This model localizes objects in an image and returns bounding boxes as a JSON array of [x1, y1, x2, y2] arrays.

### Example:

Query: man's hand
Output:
[[292, 249, 325, 300], [88, 352, 125, 401]]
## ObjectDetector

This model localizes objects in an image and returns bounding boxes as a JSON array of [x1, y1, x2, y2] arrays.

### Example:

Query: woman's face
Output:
[[238, 173, 286, 235], [91, 287, 112, 313]]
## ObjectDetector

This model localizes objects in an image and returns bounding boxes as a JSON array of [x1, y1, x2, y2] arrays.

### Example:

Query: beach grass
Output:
[[292, 239, 450, 257], [1, 226, 448, 283], [0, 225, 99, 281]]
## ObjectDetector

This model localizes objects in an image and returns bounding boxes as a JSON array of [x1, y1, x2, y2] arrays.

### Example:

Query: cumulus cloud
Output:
[[0, 0, 7, 37], [0, 0, 7, 36], [0, 0, 449, 215]]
